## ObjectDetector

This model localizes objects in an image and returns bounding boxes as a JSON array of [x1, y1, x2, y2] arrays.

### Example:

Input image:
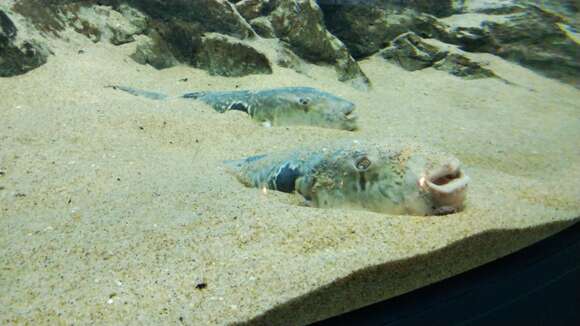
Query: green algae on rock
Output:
[[194, 33, 273, 77], [380, 32, 448, 71], [379, 32, 501, 80], [0, 9, 49, 77]]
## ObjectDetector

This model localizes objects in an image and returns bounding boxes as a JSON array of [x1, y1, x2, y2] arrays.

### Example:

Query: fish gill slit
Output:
[[358, 172, 367, 191]]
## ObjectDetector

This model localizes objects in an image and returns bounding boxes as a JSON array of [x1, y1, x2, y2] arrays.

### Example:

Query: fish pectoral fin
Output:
[[295, 176, 315, 199], [261, 121, 273, 128], [432, 206, 458, 216]]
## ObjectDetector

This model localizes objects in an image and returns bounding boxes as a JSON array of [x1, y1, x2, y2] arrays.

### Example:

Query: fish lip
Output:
[[344, 112, 357, 121], [421, 160, 470, 212], [426, 173, 470, 196], [343, 103, 356, 115], [340, 105, 358, 130], [343, 114, 358, 131], [426, 160, 469, 194]]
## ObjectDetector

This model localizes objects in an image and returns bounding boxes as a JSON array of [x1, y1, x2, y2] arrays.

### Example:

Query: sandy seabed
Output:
[[1, 36, 579, 325]]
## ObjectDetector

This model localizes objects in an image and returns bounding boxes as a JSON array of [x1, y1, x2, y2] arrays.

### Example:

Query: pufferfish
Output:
[[226, 140, 470, 216], [107, 85, 358, 130]]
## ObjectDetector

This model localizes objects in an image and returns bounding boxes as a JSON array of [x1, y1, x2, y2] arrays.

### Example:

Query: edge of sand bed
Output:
[[241, 217, 580, 325]]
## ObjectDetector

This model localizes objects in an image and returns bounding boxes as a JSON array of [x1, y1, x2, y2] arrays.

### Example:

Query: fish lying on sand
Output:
[[227, 140, 470, 216], [107, 85, 358, 130]]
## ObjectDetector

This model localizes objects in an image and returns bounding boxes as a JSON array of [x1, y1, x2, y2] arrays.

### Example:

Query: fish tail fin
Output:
[[106, 85, 169, 100], [223, 155, 267, 174], [181, 92, 206, 100]]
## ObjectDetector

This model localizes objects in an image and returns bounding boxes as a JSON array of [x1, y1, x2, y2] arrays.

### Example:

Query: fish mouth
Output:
[[341, 106, 358, 130], [344, 111, 357, 121], [343, 114, 358, 131], [343, 103, 356, 117], [420, 159, 470, 214]]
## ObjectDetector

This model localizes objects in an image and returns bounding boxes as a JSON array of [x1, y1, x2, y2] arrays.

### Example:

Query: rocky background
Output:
[[1, 0, 579, 88]]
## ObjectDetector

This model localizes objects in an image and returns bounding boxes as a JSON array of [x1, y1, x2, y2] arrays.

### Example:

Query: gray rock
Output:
[[250, 16, 275, 38], [10, 0, 67, 36], [117, 4, 148, 31], [433, 53, 497, 79], [10, 0, 256, 68], [6, 0, 370, 86], [0, 9, 49, 77], [106, 6, 147, 45], [452, 0, 525, 15], [276, 44, 306, 74], [194, 33, 272, 77], [124, 0, 255, 39], [441, 4, 580, 86], [236, 0, 274, 21], [65, 5, 147, 45], [321, 0, 456, 18], [453, 0, 578, 18], [269, 0, 370, 89], [0, 9, 17, 39], [320, 5, 455, 59], [380, 32, 448, 71], [321, 0, 579, 86], [380, 32, 500, 80], [130, 33, 178, 69], [9, 2, 147, 45], [322, 6, 414, 59]]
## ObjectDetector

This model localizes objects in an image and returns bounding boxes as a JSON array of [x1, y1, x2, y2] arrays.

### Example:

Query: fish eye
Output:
[[355, 156, 371, 171], [299, 97, 310, 106]]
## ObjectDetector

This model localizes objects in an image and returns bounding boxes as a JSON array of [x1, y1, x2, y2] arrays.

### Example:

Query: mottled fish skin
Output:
[[228, 141, 470, 216], [107, 86, 358, 131]]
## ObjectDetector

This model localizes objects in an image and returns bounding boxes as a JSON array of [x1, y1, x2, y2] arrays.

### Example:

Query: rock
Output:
[[124, 0, 255, 39], [10, 0, 67, 36], [235, 0, 274, 21], [117, 4, 148, 31], [322, 6, 414, 59], [130, 33, 178, 69], [441, 4, 580, 85], [268, 0, 341, 62], [319, 0, 579, 86], [320, 0, 579, 85], [5, 0, 370, 87], [379, 32, 499, 80], [9, 1, 147, 45], [453, 0, 578, 18], [63, 5, 147, 45], [380, 32, 448, 71], [250, 16, 275, 38], [433, 53, 497, 79], [451, 0, 526, 15], [9, 0, 257, 69], [320, 1, 456, 18], [276, 43, 306, 74], [0, 9, 50, 77], [0, 9, 17, 39], [194, 33, 272, 77], [107, 5, 147, 45], [269, 0, 370, 89], [320, 5, 456, 59]]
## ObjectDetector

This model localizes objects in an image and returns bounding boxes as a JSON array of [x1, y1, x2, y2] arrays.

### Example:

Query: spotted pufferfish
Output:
[[227, 140, 470, 216], [107, 85, 358, 130]]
